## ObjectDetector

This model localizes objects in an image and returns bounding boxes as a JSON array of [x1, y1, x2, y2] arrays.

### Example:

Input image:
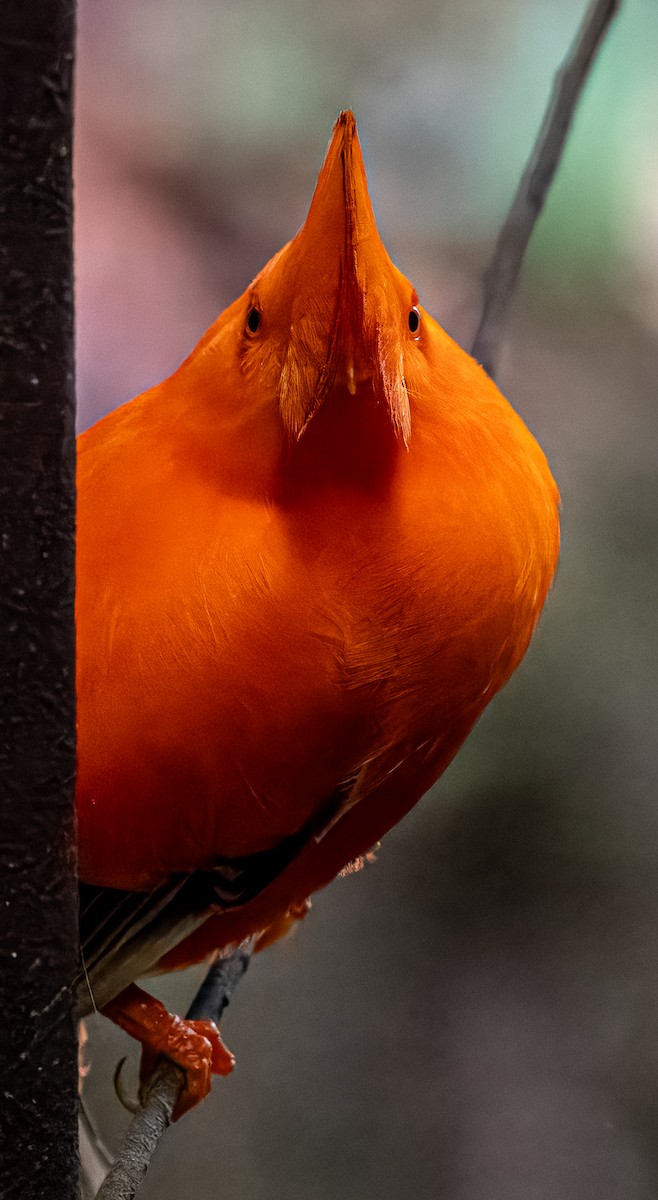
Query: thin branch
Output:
[[470, 0, 621, 379], [92, 946, 252, 1200]]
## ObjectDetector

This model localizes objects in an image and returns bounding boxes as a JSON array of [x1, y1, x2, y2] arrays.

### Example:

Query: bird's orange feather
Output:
[[75, 112, 559, 1108]]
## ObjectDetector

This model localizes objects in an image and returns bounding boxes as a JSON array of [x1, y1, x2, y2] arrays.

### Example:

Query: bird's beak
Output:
[[275, 111, 411, 443]]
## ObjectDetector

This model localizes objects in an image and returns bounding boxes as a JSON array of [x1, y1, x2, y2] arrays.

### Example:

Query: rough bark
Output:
[[0, 2, 78, 1197]]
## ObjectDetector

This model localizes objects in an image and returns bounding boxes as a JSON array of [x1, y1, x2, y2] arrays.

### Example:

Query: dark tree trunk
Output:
[[0, 2, 78, 1197]]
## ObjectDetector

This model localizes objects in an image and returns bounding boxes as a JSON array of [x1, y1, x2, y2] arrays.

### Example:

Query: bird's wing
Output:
[[77, 784, 351, 1016]]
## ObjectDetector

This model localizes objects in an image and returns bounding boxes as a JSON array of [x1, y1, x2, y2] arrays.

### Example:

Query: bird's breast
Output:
[[76, 407, 557, 893]]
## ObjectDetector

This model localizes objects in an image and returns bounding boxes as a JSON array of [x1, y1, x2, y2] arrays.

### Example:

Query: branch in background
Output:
[[470, 0, 621, 380], [91, 947, 252, 1200]]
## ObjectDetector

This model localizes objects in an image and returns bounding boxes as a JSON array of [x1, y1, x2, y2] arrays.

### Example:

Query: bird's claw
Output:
[[102, 984, 235, 1121], [113, 1056, 140, 1113], [139, 1014, 235, 1121]]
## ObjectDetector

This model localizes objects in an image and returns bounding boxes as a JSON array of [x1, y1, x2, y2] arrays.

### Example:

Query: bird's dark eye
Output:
[[246, 307, 261, 334], [408, 307, 420, 335]]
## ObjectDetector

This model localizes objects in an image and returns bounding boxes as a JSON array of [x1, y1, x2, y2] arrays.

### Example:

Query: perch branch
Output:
[[470, 0, 621, 379], [92, 946, 252, 1200]]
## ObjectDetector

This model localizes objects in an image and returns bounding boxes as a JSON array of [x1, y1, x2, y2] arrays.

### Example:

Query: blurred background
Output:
[[75, 1, 658, 1196]]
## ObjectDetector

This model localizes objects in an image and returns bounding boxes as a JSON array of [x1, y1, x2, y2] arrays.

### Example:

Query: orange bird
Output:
[[76, 112, 559, 1117]]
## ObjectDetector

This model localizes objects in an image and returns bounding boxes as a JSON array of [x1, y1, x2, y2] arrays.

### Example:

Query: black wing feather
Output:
[[76, 785, 350, 1015]]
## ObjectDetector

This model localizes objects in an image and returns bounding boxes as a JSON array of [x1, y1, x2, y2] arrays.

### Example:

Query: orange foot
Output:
[[102, 983, 235, 1120]]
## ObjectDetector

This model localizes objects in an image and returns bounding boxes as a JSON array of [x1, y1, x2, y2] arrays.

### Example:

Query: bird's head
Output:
[[181, 111, 428, 482]]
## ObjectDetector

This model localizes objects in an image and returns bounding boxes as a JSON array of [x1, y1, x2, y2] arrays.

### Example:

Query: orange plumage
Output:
[[76, 112, 559, 1115]]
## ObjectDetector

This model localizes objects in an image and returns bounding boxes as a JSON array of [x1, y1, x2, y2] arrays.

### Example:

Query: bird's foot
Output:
[[102, 983, 235, 1120]]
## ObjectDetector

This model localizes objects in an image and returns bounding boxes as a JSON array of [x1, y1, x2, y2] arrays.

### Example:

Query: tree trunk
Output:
[[0, 2, 79, 1197]]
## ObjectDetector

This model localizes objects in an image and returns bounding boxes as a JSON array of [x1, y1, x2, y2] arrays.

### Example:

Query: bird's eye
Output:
[[246, 307, 261, 335], [408, 307, 420, 335]]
